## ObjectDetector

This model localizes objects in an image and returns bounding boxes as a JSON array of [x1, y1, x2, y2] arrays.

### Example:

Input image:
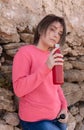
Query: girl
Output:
[[12, 14, 68, 130]]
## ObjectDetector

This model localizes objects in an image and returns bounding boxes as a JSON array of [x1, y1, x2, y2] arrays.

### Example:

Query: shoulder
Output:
[[13, 45, 34, 62], [15, 44, 36, 56], [13, 45, 38, 61], [18, 45, 34, 53]]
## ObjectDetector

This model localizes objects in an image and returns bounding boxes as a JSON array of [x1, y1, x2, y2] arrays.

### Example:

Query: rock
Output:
[[62, 44, 72, 56], [75, 114, 83, 123], [0, 46, 3, 56], [15, 127, 22, 130], [20, 33, 34, 43], [69, 106, 79, 116], [0, 110, 6, 119], [64, 69, 84, 82], [70, 60, 84, 70], [74, 122, 84, 130], [62, 82, 82, 106], [64, 61, 73, 70], [81, 124, 84, 130], [0, 119, 6, 125], [3, 42, 28, 57], [3, 112, 20, 126], [79, 56, 84, 62], [80, 83, 84, 101], [3, 42, 28, 50], [67, 112, 76, 130], [0, 0, 84, 129], [0, 88, 16, 112], [0, 73, 6, 87], [79, 103, 84, 118], [0, 123, 13, 130], [63, 0, 84, 37], [0, 57, 5, 63], [72, 46, 84, 56], [68, 57, 77, 61], [1, 65, 12, 74], [0, 17, 20, 43], [0, 72, 12, 88], [6, 48, 18, 57]]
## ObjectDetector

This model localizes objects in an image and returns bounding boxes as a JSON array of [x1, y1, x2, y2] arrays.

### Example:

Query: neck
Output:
[[36, 40, 49, 51]]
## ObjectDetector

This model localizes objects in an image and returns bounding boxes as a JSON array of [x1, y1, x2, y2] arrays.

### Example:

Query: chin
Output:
[[50, 44, 55, 48]]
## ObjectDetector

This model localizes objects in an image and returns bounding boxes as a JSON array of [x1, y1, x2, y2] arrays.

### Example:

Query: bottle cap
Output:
[[57, 114, 66, 120], [55, 44, 60, 48]]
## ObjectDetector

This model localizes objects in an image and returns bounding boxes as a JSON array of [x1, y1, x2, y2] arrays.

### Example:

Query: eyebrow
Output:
[[51, 25, 63, 33]]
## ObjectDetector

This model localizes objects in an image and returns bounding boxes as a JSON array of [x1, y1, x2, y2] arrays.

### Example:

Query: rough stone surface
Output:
[[67, 112, 76, 130], [64, 70, 84, 82], [0, 123, 13, 130], [0, 0, 84, 130], [0, 88, 16, 112], [62, 82, 83, 106], [3, 112, 20, 126]]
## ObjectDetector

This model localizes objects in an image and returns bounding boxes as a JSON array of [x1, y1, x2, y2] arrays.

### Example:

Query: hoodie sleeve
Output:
[[12, 49, 51, 97]]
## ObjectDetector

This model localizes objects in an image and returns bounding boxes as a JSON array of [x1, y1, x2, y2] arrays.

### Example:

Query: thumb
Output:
[[51, 48, 58, 55]]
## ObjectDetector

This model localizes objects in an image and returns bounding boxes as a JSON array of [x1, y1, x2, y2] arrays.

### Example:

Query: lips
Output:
[[50, 39, 56, 44]]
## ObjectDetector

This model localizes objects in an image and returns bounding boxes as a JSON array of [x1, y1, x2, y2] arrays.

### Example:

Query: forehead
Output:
[[49, 21, 63, 31]]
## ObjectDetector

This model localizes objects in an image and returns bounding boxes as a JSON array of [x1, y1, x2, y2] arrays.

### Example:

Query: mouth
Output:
[[50, 39, 56, 44]]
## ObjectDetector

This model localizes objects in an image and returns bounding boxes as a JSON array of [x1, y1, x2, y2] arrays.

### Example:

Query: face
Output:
[[39, 21, 63, 50]]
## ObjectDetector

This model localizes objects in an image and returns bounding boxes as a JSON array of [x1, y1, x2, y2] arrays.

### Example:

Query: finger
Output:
[[54, 58, 64, 62], [51, 48, 58, 55], [53, 53, 63, 58], [54, 62, 63, 66], [58, 118, 67, 123]]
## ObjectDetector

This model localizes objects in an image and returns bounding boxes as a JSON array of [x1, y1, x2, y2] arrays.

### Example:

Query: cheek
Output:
[[47, 33, 53, 39], [45, 32, 51, 39], [55, 37, 61, 43], [58, 36, 61, 40], [47, 30, 52, 36], [57, 36, 61, 41]]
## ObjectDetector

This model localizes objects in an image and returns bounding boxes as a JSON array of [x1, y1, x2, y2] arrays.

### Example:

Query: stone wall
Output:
[[0, 0, 84, 130]]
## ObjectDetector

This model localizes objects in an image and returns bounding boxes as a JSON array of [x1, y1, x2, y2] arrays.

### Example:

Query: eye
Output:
[[50, 27, 56, 31]]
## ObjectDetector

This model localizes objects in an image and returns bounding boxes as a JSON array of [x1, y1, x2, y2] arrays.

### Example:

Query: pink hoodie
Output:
[[12, 45, 67, 122]]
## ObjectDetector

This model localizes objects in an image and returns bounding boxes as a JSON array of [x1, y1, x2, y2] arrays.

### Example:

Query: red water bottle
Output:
[[52, 44, 64, 84]]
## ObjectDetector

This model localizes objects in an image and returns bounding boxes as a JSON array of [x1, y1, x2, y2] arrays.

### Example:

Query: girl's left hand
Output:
[[57, 109, 68, 123]]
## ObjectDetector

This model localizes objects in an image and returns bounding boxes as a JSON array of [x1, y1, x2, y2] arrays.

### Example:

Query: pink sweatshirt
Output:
[[12, 45, 67, 122]]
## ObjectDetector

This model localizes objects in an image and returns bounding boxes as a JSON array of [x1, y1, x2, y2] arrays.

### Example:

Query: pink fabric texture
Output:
[[12, 45, 67, 122]]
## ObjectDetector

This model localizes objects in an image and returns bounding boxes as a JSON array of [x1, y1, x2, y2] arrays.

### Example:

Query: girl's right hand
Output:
[[46, 48, 64, 69]]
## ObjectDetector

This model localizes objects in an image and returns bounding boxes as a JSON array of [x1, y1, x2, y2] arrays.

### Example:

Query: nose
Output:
[[54, 31, 59, 37]]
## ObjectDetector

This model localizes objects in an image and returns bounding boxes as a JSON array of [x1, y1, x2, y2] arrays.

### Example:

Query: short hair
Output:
[[33, 14, 66, 45]]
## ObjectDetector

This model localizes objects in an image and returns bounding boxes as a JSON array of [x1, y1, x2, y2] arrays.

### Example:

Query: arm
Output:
[[58, 85, 67, 110], [57, 85, 68, 123], [12, 49, 51, 97]]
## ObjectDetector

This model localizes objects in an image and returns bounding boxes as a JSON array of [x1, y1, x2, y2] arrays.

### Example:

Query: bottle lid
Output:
[[55, 44, 60, 48]]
